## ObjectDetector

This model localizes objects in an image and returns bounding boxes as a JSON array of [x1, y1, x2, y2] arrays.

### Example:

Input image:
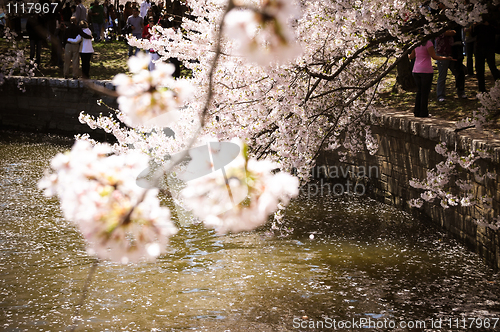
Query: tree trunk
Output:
[[395, 56, 416, 92]]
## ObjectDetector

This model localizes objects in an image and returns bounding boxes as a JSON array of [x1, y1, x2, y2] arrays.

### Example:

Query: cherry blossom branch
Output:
[[303, 35, 395, 102], [107, 0, 238, 236], [199, 0, 235, 128]]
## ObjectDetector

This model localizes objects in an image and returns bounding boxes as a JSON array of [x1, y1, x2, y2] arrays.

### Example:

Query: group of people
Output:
[[61, 0, 120, 43], [410, 4, 500, 118], [25, 0, 95, 78], [63, 16, 93, 79], [124, 0, 189, 75], [4, 0, 190, 79], [8, 0, 98, 78]]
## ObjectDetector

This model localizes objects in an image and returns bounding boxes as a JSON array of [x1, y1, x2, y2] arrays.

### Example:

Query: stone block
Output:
[[491, 147, 500, 164], [94, 80, 106, 88], [68, 79, 79, 89], [440, 128, 457, 147], [368, 112, 379, 125], [380, 161, 391, 176], [379, 173, 389, 183], [471, 139, 488, 152], [390, 163, 405, 175], [395, 171, 410, 184], [455, 134, 469, 152], [377, 138, 390, 157], [104, 82, 115, 90], [352, 152, 367, 162], [373, 155, 387, 166], [418, 147, 430, 165], [399, 117, 410, 133], [390, 117, 401, 130], [378, 179, 388, 192], [389, 127, 408, 141], [410, 121, 419, 136], [428, 125, 440, 141], [387, 177, 399, 193], [20, 77, 31, 86], [48, 78, 68, 88], [392, 137, 405, 151], [35, 77, 48, 86], [420, 123, 430, 139]]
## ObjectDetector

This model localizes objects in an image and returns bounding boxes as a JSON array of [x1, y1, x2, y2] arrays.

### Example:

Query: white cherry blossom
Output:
[[181, 139, 299, 234], [112, 53, 193, 128], [38, 141, 177, 263]]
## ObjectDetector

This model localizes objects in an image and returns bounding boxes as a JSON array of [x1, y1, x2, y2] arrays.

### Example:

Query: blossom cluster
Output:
[[223, 0, 302, 65], [180, 139, 299, 234], [112, 52, 193, 128], [0, 28, 36, 91], [456, 81, 500, 130], [38, 141, 178, 263], [408, 141, 497, 229], [77, 107, 196, 164]]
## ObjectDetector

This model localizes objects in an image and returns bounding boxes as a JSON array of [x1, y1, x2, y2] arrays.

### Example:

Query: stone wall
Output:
[[0, 76, 118, 140], [319, 109, 500, 270]]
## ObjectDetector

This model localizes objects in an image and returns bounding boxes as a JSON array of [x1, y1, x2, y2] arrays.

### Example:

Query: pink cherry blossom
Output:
[[38, 141, 177, 263]]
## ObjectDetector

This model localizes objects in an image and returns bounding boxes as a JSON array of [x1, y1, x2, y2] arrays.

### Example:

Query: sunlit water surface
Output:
[[1, 132, 499, 331]]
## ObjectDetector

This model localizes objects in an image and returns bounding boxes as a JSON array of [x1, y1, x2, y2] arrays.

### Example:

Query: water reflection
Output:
[[0, 132, 499, 331]]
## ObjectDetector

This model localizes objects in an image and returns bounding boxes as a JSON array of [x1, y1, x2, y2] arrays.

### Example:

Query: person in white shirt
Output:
[[139, 0, 151, 18], [68, 20, 94, 79]]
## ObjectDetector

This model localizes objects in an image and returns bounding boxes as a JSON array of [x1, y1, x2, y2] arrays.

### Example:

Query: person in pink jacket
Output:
[[409, 39, 455, 118]]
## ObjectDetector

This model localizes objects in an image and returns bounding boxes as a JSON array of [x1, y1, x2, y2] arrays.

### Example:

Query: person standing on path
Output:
[[473, 17, 500, 92], [409, 39, 455, 118], [68, 20, 94, 79], [26, 13, 44, 67], [90, 0, 105, 42], [63, 17, 82, 79], [464, 23, 476, 76], [139, 0, 151, 18], [142, 16, 160, 70], [435, 27, 466, 102], [126, 7, 144, 56]]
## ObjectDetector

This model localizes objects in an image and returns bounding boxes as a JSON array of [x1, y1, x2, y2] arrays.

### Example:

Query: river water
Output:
[[1, 131, 499, 331]]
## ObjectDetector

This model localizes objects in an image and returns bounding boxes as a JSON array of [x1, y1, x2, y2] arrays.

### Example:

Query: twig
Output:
[[454, 125, 475, 132], [69, 259, 99, 332]]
